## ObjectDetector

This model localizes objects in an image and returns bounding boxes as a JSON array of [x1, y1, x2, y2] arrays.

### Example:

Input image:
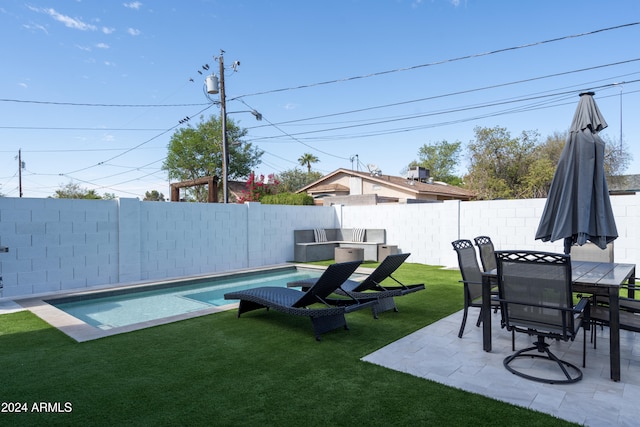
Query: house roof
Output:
[[297, 168, 476, 200], [306, 183, 350, 194], [608, 174, 640, 194]]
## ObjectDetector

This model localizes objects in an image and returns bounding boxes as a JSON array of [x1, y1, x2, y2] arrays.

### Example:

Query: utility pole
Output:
[[219, 53, 229, 204], [204, 51, 258, 203], [18, 149, 23, 198]]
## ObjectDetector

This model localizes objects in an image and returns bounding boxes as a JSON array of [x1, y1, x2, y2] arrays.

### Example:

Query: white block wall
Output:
[[0, 198, 119, 297], [1, 194, 638, 299], [339, 194, 640, 269]]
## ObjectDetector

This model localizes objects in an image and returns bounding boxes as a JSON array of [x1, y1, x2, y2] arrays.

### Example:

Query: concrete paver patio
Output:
[[363, 309, 640, 427]]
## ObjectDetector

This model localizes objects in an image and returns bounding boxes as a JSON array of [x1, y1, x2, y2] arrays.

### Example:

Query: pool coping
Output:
[[9, 263, 371, 342]]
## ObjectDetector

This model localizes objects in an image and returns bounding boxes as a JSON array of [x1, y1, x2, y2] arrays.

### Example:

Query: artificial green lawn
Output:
[[0, 262, 577, 426]]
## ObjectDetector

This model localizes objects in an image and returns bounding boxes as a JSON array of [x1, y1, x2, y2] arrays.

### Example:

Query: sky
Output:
[[1, 0, 639, 199]]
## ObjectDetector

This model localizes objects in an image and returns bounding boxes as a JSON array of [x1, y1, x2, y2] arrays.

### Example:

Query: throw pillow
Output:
[[352, 228, 366, 242], [314, 228, 327, 242]]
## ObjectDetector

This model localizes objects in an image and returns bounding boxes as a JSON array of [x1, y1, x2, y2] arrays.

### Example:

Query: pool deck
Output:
[[0, 263, 338, 342], [15, 296, 235, 342]]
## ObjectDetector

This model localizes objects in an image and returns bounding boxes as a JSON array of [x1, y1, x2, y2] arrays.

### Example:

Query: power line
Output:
[[232, 22, 640, 100], [249, 58, 640, 129], [7, 59, 638, 135], [0, 99, 208, 107], [246, 80, 640, 142], [60, 104, 215, 175], [0, 126, 167, 131], [237, 99, 351, 161]]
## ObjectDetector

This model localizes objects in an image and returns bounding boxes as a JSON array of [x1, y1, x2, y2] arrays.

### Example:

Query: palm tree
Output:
[[298, 153, 319, 173]]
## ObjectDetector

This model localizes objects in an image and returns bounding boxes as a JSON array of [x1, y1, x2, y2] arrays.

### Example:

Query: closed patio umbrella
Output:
[[535, 91, 618, 254]]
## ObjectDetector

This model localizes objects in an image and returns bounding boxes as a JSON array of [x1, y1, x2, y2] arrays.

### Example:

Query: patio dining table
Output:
[[481, 260, 636, 382]]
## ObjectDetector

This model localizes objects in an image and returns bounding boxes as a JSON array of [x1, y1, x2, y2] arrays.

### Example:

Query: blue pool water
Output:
[[47, 267, 349, 330]]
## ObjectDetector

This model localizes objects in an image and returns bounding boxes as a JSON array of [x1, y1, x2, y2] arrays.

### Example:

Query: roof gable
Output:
[[297, 169, 475, 200]]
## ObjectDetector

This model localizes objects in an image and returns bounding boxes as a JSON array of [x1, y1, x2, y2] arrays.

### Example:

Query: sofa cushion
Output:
[[314, 228, 327, 242]]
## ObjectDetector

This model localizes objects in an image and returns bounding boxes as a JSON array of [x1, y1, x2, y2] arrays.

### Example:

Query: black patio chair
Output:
[[451, 239, 499, 338], [589, 293, 640, 349], [570, 242, 640, 345], [474, 236, 497, 272], [495, 250, 590, 384]]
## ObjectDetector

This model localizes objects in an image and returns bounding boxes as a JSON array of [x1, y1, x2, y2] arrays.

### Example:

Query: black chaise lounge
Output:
[[288, 253, 424, 318], [223, 261, 376, 341]]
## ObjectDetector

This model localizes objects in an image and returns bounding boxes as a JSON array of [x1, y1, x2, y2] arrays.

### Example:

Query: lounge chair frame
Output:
[[224, 261, 376, 340], [289, 253, 425, 318]]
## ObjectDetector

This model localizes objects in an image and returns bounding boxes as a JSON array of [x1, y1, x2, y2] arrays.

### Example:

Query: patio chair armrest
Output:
[[574, 297, 590, 314], [497, 298, 581, 314], [459, 279, 482, 286]]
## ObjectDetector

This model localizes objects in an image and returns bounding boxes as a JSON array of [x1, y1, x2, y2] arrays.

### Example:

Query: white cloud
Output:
[[449, 0, 461, 6], [96, 43, 110, 49], [127, 28, 141, 36], [124, 2, 143, 10], [23, 22, 48, 34], [102, 27, 115, 34], [76, 44, 92, 52], [18, 82, 28, 88], [28, 6, 97, 31]]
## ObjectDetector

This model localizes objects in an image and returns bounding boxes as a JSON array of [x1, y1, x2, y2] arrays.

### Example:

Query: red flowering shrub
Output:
[[237, 172, 280, 203]]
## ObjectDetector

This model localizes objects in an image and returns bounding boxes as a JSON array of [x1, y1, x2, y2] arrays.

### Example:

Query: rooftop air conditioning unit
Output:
[[407, 166, 429, 182]]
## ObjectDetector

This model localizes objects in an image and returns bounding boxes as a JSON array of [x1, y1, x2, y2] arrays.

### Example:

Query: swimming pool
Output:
[[44, 266, 345, 334]]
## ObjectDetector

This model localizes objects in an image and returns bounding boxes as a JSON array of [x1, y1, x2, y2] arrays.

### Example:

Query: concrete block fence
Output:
[[1, 194, 638, 299]]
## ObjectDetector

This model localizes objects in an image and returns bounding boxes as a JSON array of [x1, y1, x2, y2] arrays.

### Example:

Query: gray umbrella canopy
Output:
[[535, 92, 618, 254]]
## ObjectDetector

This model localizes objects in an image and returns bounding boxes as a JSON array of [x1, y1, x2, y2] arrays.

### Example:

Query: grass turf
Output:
[[0, 262, 577, 426]]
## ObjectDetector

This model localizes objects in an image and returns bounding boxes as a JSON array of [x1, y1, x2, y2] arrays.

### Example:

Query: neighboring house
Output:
[[296, 167, 476, 205]]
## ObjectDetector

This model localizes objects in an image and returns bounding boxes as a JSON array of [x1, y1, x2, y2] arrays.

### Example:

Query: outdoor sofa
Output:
[[293, 228, 386, 262]]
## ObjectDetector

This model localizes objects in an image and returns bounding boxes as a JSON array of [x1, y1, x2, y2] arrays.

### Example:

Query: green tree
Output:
[[521, 131, 565, 198], [602, 133, 632, 177], [53, 182, 103, 199], [275, 168, 322, 193], [298, 153, 319, 173], [163, 115, 263, 202], [466, 126, 632, 200], [144, 190, 166, 202], [522, 131, 632, 198], [465, 126, 539, 200], [408, 139, 462, 185]]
